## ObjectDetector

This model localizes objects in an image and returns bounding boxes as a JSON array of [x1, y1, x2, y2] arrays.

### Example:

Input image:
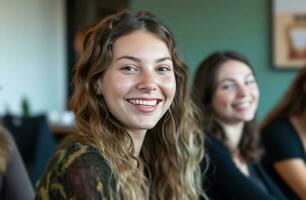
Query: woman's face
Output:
[[100, 30, 176, 135], [212, 60, 259, 124]]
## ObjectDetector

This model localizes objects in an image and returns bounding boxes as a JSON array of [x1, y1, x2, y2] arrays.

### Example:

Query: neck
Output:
[[128, 129, 147, 157], [218, 119, 244, 148]]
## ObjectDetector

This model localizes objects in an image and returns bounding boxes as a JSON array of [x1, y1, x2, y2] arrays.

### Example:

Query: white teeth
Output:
[[128, 99, 158, 106], [234, 102, 250, 109]]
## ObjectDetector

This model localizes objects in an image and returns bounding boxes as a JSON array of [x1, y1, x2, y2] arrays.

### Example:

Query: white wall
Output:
[[0, 0, 66, 115], [274, 0, 306, 12]]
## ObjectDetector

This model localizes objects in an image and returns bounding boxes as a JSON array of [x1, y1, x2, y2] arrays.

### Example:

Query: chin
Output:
[[135, 123, 158, 130], [238, 109, 256, 121], [241, 114, 256, 122]]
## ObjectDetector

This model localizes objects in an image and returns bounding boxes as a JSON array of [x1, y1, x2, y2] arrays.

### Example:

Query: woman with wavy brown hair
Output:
[[261, 66, 306, 200], [0, 125, 34, 199], [35, 10, 206, 200], [193, 51, 286, 200]]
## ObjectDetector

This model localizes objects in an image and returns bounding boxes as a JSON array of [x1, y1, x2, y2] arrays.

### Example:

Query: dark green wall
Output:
[[131, 0, 299, 121]]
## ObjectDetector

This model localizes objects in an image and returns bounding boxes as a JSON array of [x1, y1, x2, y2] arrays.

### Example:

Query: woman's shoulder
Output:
[[43, 140, 111, 175], [261, 117, 296, 141], [261, 116, 304, 162], [204, 134, 234, 168], [263, 117, 291, 132], [0, 125, 15, 160], [203, 135, 278, 200], [0, 125, 13, 145], [36, 139, 116, 199], [205, 134, 229, 155], [262, 116, 296, 141]]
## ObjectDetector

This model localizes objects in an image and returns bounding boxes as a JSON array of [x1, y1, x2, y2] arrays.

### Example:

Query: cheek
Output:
[[160, 75, 176, 100], [252, 85, 260, 101], [213, 92, 232, 109], [102, 73, 134, 98], [253, 91, 260, 110], [211, 94, 224, 116]]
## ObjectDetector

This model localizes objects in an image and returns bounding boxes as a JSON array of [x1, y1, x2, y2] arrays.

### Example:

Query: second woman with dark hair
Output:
[[193, 51, 286, 200], [261, 66, 306, 200]]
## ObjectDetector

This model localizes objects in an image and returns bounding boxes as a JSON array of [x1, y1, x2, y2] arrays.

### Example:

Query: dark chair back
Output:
[[2, 114, 57, 185]]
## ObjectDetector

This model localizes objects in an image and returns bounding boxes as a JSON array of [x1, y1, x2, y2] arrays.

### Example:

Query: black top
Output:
[[202, 135, 287, 200], [261, 117, 306, 200], [35, 141, 116, 200], [0, 127, 34, 200]]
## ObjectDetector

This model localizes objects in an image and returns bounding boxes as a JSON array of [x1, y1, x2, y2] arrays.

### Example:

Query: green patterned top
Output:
[[35, 142, 116, 200]]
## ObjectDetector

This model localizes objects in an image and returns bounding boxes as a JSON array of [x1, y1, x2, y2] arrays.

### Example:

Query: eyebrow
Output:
[[245, 73, 255, 78], [115, 56, 172, 62], [218, 73, 255, 83]]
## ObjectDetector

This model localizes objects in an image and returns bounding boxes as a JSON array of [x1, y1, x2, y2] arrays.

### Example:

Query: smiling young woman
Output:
[[192, 51, 287, 200], [35, 10, 206, 200]]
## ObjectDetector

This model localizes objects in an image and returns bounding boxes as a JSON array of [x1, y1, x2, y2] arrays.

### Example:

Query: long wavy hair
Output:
[[261, 66, 306, 129], [70, 10, 205, 200], [192, 51, 262, 162], [0, 126, 12, 174]]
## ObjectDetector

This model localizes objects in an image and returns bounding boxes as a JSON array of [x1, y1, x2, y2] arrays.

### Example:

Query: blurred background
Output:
[[0, 0, 304, 184], [0, 0, 303, 121]]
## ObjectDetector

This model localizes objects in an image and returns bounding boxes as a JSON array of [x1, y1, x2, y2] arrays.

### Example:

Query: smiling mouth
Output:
[[126, 98, 162, 106], [233, 101, 252, 109]]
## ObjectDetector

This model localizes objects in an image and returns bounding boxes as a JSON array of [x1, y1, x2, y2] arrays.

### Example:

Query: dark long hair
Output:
[[192, 50, 262, 162], [261, 66, 306, 129], [70, 10, 205, 199]]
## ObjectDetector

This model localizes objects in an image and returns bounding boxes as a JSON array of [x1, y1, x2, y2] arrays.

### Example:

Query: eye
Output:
[[245, 77, 256, 85], [120, 65, 138, 73], [222, 84, 234, 90], [220, 82, 236, 90], [155, 64, 172, 73]]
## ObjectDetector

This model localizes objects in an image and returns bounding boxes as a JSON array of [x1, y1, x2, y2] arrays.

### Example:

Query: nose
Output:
[[237, 84, 248, 98], [136, 70, 157, 93]]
